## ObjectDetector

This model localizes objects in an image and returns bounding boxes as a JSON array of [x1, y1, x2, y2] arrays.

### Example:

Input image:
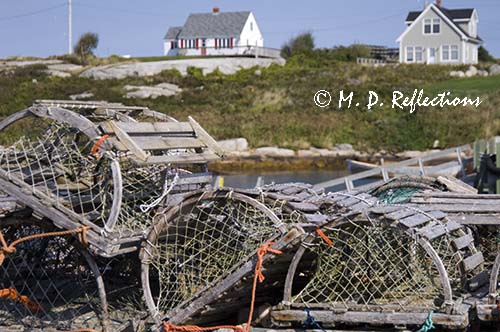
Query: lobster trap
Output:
[[0, 219, 108, 331], [140, 189, 304, 325], [271, 194, 484, 330]]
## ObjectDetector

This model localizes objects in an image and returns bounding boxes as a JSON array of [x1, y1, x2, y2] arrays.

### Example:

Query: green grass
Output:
[[425, 74, 500, 95], [0, 55, 498, 153]]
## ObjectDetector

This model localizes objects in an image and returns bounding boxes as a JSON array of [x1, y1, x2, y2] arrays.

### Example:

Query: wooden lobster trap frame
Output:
[[270, 194, 485, 330], [0, 100, 224, 257]]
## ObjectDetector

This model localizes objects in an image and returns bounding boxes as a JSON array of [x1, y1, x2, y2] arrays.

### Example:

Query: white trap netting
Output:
[[0, 222, 106, 330], [291, 217, 466, 310], [143, 191, 285, 318]]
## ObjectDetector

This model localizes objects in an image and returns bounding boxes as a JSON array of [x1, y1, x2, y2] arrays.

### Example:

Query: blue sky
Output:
[[0, 0, 499, 58]]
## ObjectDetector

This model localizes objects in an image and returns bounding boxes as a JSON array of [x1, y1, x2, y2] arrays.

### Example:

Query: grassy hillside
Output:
[[0, 55, 498, 152]]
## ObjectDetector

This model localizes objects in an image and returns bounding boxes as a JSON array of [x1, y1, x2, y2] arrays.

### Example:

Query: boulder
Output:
[[44, 69, 71, 78], [335, 143, 354, 151], [123, 83, 182, 99], [217, 138, 249, 152], [297, 149, 321, 158], [467, 66, 478, 76], [254, 147, 295, 158], [490, 64, 500, 76], [70, 91, 94, 100]]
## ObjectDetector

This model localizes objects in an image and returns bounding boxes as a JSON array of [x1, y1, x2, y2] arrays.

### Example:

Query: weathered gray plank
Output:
[[448, 214, 500, 225], [462, 252, 484, 272], [100, 121, 193, 134], [452, 233, 474, 250], [399, 210, 446, 228]]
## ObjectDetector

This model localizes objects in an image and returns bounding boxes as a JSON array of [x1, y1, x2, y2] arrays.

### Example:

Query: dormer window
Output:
[[424, 18, 440, 34]]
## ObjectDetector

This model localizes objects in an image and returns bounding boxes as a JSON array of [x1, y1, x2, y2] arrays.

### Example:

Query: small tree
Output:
[[478, 46, 495, 63], [281, 32, 315, 59], [74, 32, 99, 63]]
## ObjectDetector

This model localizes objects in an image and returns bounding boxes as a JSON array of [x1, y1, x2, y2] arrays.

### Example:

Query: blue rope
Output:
[[303, 308, 326, 331], [416, 311, 434, 332]]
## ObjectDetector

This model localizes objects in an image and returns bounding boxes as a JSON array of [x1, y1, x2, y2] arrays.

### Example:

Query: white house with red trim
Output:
[[397, 0, 482, 64], [164, 8, 264, 56]]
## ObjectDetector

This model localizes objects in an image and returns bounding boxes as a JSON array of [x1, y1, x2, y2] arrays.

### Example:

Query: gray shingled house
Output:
[[163, 7, 263, 56], [397, 0, 482, 64]]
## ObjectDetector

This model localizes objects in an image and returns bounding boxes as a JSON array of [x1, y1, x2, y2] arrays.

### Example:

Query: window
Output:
[[442, 45, 450, 61], [250, 22, 253, 31], [451, 45, 459, 60], [406, 46, 414, 62], [442, 45, 458, 61], [424, 18, 440, 34], [424, 19, 432, 34], [415, 47, 423, 62], [432, 18, 440, 33]]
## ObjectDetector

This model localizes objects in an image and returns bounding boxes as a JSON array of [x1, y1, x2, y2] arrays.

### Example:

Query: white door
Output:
[[428, 48, 436, 64]]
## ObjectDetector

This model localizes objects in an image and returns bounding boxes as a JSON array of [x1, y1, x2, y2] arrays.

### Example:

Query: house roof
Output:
[[165, 26, 182, 40], [174, 11, 251, 39], [406, 8, 474, 22], [402, 5, 481, 43]]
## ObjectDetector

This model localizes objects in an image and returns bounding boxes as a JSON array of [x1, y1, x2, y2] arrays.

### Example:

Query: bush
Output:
[[478, 46, 495, 63], [74, 32, 99, 64], [280, 32, 315, 59]]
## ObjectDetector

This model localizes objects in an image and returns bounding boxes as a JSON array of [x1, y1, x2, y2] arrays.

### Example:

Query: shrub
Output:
[[280, 32, 315, 59]]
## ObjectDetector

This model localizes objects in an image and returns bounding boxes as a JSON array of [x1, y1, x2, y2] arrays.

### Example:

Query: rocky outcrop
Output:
[[217, 138, 249, 153], [80, 57, 285, 80], [123, 83, 182, 99], [451, 66, 489, 78], [254, 147, 295, 158], [70, 91, 94, 100], [490, 64, 500, 76]]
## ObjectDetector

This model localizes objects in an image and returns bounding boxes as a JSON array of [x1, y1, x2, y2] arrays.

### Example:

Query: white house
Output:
[[397, 0, 482, 64], [164, 8, 264, 57]]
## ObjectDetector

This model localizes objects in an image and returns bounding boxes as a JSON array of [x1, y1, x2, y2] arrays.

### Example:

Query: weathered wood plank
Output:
[[410, 204, 500, 213], [107, 120, 149, 161], [399, 210, 446, 228], [288, 202, 319, 213], [188, 116, 225, 156], [411, 197, 500, 205], [100, 121, 193, 134], [452, 233, 474, 250], [133, 136, 205, 150], [448, 214, 500, 225], [137, 152, 220, 165], [462, 252, 484, 272]]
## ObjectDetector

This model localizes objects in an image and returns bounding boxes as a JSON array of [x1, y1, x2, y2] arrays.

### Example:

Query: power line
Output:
[[0, 3, 66, 22], [72, 2, 170, 17]]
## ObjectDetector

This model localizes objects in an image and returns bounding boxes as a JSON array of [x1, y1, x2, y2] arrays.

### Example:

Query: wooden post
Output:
[[496, 139, 500, 194], [473, 139, 487, 171]]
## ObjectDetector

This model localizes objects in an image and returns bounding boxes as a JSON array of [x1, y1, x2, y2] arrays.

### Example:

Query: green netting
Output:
[[376, 187, 423, 204]]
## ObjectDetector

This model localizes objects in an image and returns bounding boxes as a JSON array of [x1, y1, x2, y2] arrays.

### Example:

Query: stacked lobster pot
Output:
[[0, 100, 496, 332]]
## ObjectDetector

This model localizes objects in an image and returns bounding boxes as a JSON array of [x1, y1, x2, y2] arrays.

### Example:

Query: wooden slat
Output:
[[188, 116, 225, 156], [137, 151, 220, 165], [448, 214, 500, 225], [288, 202, 319, 213], [411, 197, 500, 205], [133, 136, 205, 150], [411, 204, 500, 213], [399, 211, 446, 228], [107, 120, 148, 161], [419, 220, 461, 240], [100, 121, 193, 134], [452, 233, 474, 250], [462, 252, 484, 272]]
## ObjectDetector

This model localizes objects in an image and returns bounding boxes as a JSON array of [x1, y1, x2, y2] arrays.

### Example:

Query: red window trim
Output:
[[196, 38, 199, 49], [215, 38, 218, 49]]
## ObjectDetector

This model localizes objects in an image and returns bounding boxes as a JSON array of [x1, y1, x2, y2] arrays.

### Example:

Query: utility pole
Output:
[[68, 0, 72, 54]]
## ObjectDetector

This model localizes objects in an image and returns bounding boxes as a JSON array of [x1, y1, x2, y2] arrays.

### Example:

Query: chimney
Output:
[[213, 7, 220, 14], [436, 0, 442, 7]]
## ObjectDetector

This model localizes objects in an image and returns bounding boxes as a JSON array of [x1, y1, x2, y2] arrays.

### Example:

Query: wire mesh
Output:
[[0, 221, 106, 330], [292, 217, 449, 310], [144, 191, 285, 319]]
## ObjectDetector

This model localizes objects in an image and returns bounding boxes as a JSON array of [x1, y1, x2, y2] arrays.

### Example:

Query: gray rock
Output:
[[80, 58, 285, 80], [44, 69, 71, 78], [254, 69, 262, 76], [217, 138, 249, 152], [348, 78, 362, 86], [468, 65, 478, 76], [254, 147, 295, 158], [47, 63, 83, 71], [489, 64, 500, 76], [450, 70, 465, 77], [478, 70, 489, 77], [310, 148, 337, 158], [124, 83, 182, 99], [335, 143, 354, 151], [0, 59, 62, 68], [70, 91, 94, 100], [297, 149, 320, 158]]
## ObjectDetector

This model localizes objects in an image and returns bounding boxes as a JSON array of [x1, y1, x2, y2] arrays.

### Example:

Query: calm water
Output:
[[217, 169, 349, 189]]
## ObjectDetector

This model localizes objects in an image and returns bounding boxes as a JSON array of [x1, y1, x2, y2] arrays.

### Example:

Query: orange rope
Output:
[[91, 134, 109, 156], [162, 241, 283, 332], [0, 226, 90, 266], [0, 288, 42, 313], [316, 228, 333, 247]]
